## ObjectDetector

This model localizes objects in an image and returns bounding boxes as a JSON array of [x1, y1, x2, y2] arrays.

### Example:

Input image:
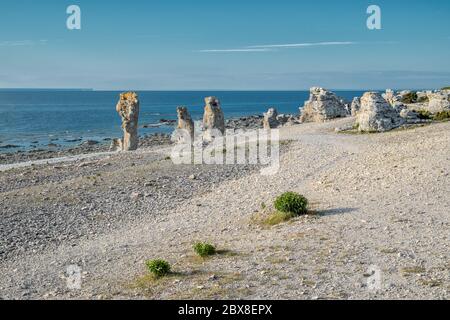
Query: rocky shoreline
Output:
[[3, 87, 448, 166]]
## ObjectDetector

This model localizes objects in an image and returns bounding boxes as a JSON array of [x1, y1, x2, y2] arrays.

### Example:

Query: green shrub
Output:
[[146, 259, 171, 277], [416, 110, 432, 120], [441, 86, 450, 90], [274, 192, 308, 216], [402, 92, 418, 104], [433, 111, 450, 121], [193, 242, 216, 257]]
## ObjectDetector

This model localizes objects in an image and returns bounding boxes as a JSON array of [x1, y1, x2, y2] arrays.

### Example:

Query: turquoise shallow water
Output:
[[0, 90, 365, 152]]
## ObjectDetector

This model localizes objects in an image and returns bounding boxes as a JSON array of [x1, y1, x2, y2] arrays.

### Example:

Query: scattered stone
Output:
[[226, 115, 264, 130], [130, 192, 143, 201]]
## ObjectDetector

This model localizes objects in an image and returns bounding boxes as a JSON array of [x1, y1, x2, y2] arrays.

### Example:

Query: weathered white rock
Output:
[[356, 92, 405, 132], [383, 89, 407, 106], [115, 92, 140, 151], [425, 91, 450, 113], [176, 106, 195, 142], [300, 87, 348, 122], [351, 97, 361, 116], [263, 108, 280, 129], [203, 97, 225, 140]]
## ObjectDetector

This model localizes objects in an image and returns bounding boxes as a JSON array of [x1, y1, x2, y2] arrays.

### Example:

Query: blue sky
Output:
[[1, 0, 450, 90]]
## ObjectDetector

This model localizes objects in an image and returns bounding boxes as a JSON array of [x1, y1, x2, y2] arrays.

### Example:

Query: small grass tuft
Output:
[[146, 259, 171, 278], [193, 242, 217, 257]]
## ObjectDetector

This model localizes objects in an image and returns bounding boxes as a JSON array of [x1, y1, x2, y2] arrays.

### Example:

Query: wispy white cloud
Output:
[[247, 41, 357, 48], [197, 48, 273, 53], [0, 40, 48, 47], [197, 40, 400, 53], [198, 41, 357, 53]]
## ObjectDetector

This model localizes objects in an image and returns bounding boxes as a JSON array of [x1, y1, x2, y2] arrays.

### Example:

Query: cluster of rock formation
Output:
[[112, 92, 140, 151], [299, 86, 449, 133], [299, 87, 348, 123]]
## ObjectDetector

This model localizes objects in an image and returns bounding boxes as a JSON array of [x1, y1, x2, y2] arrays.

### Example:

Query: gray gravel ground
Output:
[[0, 118, 448, 300]]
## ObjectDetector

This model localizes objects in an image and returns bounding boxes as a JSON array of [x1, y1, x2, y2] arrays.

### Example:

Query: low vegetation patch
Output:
[[441, 86, 450, 90], [264, 211, 296, 226], [146, 259, 171, 278], [193, 242, 216, 257], [400, 266, 426, 275], [416, 110, 432, 120], [401, 92, 418, 104], [417, 96, 429, 103], [433, 110, 450, 121]]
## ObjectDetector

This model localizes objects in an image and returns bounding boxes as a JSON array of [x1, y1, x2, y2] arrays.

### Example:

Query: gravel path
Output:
[[0, 119, 448, 300]]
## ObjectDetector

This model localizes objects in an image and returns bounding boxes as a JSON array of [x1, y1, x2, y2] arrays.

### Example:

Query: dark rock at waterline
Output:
[[47, 143, 59, 148], [65, 138, 83, 143], [226, 115, 264, 130], [160, 119, 177, 124], [0, 144, 21, 149], [80, 140, 99, 146]]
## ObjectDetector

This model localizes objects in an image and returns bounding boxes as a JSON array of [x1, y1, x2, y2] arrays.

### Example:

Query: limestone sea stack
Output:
[[115, 92, 140, 151], [263, 108, 280, 129], [203, 97, 225, 140], [176, 106, 195, 142], [356, 92, 404, 132], [300, 87, 348, 122]]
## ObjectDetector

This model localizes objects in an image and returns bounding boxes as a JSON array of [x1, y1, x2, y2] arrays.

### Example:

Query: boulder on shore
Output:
[[300, 87, 348, 122], [355, 92, 405, 132]]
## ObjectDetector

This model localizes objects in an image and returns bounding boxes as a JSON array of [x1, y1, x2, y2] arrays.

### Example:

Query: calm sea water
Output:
[[0, 90, 365, 152]]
